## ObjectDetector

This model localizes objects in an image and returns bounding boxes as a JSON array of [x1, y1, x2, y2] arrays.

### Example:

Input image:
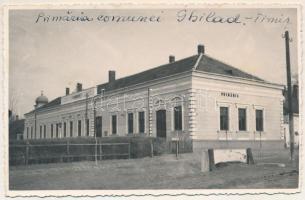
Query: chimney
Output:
[[76, 83, 82, 92], [109, 70, 116, 83], [66, 87, 70, 95], [169, 55, 175, 63], [197, 44, 205, 54]]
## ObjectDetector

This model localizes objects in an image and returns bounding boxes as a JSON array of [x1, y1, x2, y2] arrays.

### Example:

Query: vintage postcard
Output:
[[1, 0, 304, 198]]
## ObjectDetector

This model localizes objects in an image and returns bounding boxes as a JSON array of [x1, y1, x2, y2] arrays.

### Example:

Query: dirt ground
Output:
[[9, 149, 299, 190]]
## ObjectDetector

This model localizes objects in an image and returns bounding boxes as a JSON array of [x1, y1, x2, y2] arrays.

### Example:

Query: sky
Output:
[[9, 8, 298, 117]]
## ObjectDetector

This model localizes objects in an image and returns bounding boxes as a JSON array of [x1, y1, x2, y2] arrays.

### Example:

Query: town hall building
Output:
[[23, 45, 285, 149]]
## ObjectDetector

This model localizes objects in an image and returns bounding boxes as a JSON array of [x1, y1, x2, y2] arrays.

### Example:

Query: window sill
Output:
[[254, 131, 266, 134], [236, 131, 250, 134], [217, 130, 233, 133]]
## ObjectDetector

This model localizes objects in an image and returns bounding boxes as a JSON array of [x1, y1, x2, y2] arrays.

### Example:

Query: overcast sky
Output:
[[9, 8, 298, 117]]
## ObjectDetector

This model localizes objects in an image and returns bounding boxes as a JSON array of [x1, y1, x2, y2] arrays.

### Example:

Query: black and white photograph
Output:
[[2, 2, 303, 197]]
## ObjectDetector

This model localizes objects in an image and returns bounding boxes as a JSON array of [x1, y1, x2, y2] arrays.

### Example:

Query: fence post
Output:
[[201, 150, 209, 172], [67, 140, 70, 162], [128, 143, 131, 159], [99, 142, 102, 160], [247, 148, 255, 165], [95, 138, 98, 165], [25, 141, 29, 165], [208, 149, 215, 171]]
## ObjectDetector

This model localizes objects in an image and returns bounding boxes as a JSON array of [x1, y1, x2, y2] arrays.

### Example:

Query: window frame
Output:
[[39, 125, 42, 138], [43, 125, 46, 138], [219, 106, 229, 131], [111, 115, 117, 135], [63, 122, 67, 137], [174, 105, 183, 131], [86, 119, 90, 136], [255, 109, 264, 132], [78, 120, 82, 137], [51, 124, 53, 138], [127, 112, 134, 134], [56, 123, 59, 138], [138, 111, 145, 134], [70, 121, 73, 137], [238, 108, 247, 131]]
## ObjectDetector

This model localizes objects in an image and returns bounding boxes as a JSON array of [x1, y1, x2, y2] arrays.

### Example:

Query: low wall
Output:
[[193, 140, 285, 151]]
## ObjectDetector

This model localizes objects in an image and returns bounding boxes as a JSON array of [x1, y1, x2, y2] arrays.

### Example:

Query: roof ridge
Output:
[[98, 54, 199, 88], [193, 53, 203, 70]]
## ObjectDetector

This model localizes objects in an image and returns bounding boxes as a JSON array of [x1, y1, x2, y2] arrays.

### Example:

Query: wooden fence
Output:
[[9, 141, 131, 165]]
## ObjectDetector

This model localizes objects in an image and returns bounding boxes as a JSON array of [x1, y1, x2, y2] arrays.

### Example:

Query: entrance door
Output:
[[156, 110, 166, 138], [95, 116, 102, 137]]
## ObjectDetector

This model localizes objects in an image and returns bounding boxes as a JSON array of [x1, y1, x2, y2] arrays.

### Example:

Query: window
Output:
[[40, 125, 42, 138], [70, 121, 73, 137], [63, 122, 67, 137], [78, 120, 82, 137], [256, 109, 264, 131], [86, 119, 90, 136], [220, 107, 229, 131], [112, 115, 117, 134], [51, 124, 53, 138], [128, 113, 134, 134], [26, 127, 29, 139], [31, 127, 33, 139], [56, 123, 59, 138], [138, 111, 145, 134], [238, 108, 247, 131], [43, 125, 46, 138], [174, 106, 182, 131]]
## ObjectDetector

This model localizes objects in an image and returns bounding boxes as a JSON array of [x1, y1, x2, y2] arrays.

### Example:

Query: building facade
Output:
[[23, 45, 284, 148]]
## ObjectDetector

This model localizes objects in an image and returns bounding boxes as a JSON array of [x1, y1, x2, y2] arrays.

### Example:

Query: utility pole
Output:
[[148, 88, 152, 136], [283, 30, 294, 161]]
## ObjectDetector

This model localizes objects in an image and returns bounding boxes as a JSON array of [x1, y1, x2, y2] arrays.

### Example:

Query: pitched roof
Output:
[[25, 97, 61, 115], [97, 53, 265, 93], [97, 55, 199, 93], [196, 54, 264, 81]]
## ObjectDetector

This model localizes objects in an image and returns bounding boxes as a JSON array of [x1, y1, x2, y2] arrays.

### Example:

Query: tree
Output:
[[9, 88, 19, 122]]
